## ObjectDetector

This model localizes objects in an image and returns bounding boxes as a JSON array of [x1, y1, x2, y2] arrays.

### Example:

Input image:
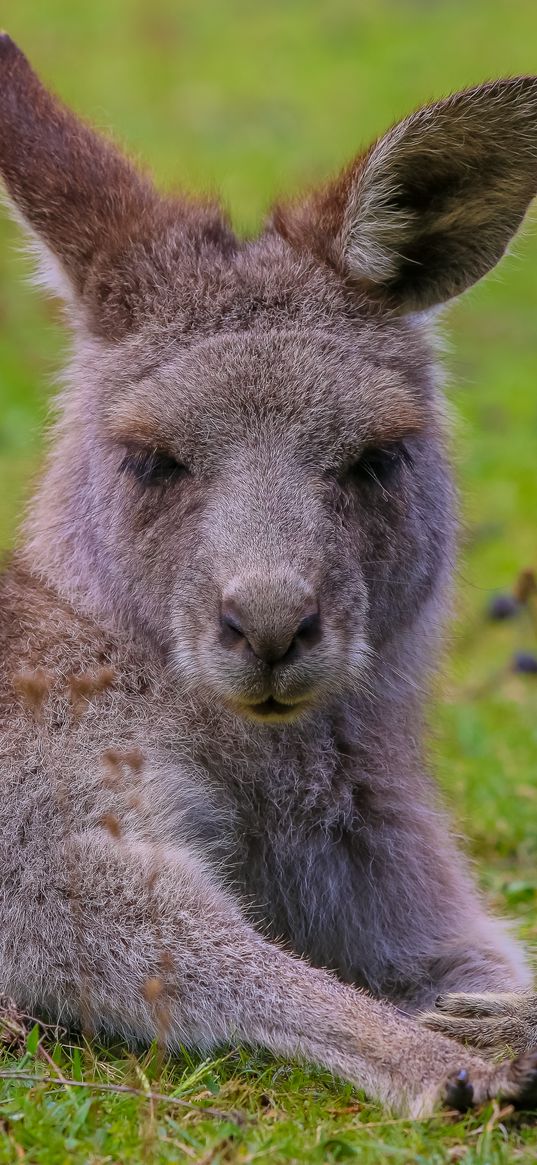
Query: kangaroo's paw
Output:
[[442, 1050, 537, 1112], [420, 992, 537, 1055]]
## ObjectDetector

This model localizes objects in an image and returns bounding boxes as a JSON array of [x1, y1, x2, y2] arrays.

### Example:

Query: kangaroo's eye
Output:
[[120, 448, 188, 488], [350, 442, 413, 486]]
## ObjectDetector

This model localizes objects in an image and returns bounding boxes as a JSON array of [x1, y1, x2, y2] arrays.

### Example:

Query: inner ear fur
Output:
[[273, 78, 537, 312]]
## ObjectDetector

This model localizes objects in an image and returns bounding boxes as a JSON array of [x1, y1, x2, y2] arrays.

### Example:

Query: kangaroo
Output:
[[0, 34, 536, 1118]]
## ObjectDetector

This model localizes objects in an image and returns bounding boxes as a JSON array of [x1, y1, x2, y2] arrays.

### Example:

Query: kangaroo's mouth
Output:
[[240, 695, 311, 723]]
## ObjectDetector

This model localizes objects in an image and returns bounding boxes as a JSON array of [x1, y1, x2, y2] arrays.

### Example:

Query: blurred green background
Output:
[[0, 0, 536, 909]]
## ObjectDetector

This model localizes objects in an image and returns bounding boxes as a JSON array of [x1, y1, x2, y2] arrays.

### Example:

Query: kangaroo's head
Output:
[[1, 34, 536, 723]]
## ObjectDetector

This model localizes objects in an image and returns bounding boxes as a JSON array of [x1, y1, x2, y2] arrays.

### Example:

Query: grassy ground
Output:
[[0, 0, 536, 1160]]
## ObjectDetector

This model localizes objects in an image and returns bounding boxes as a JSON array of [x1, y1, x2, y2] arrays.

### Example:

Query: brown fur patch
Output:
[[12, 668, 53, 719], [68, 668, 116, 716]]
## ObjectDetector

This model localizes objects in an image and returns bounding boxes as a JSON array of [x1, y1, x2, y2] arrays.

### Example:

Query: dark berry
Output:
[[487, 593, 519, 621], [512, 651, 537, 675]]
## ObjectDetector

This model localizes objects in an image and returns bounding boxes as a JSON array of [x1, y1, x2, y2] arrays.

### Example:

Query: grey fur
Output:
[[1, 35, 537, 1115]]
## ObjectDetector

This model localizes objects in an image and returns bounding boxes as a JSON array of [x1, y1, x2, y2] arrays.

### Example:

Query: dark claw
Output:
[[435, 994, 447, 1010], [445, 1068, 474, 1111]]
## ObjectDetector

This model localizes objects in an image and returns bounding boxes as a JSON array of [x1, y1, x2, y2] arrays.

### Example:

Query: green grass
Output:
[[0, 0, 536, 1160]]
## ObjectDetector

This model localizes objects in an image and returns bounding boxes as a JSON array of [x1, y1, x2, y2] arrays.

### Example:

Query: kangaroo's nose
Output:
[[220, 594, 321, 665]]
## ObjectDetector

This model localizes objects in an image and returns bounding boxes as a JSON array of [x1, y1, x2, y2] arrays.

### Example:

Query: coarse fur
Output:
[[0, 34, 536, 1117]]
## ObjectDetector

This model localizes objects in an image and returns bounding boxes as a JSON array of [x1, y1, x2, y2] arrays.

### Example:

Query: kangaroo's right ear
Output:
[[273, 77, 537, 314], [0, 35, 236, 338]]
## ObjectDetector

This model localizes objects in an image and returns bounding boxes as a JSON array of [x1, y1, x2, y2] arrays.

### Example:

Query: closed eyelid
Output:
[[338, 425, 423, 469]]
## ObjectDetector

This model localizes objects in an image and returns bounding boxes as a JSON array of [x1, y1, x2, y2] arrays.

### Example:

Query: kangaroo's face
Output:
[[94, 282, 451, 723], [1, 36, 536, 722]]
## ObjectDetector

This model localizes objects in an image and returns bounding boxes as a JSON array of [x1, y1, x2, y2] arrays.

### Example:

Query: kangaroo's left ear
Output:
[[273, 78, 537, 313], [0, 34, 237, 339], [0, 34, 159, 317]]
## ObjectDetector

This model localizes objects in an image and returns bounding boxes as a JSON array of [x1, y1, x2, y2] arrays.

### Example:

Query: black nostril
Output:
[[295, 609, 322, 648], [220, 603, 246, 647]]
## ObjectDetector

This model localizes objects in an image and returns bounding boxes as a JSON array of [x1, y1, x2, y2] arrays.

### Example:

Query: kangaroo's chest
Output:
[[206, 747, 381, 986], [233, 800, 378, 982], [162, 716, 382, 985]]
